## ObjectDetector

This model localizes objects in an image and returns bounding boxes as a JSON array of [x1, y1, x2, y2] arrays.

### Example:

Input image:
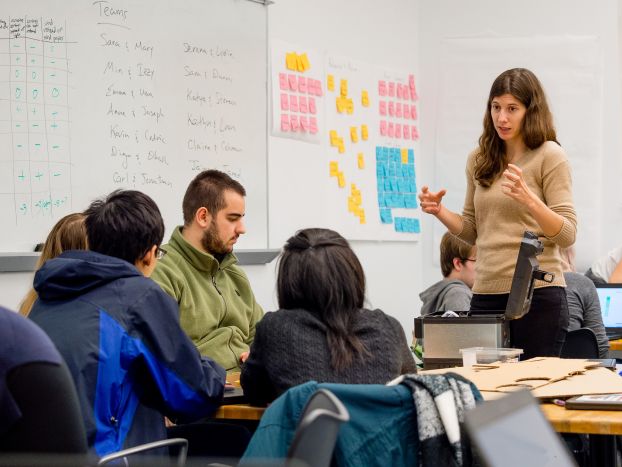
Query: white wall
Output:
[[2, 0, 621, 341]]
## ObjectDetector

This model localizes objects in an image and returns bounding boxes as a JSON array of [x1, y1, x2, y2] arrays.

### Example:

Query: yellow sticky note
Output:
[[401, 148, 408, 164], [350, 127, 358, 143], [337, 139, 345, 154], [296, 55, 305, 72], [361, 125, 368, 140], [329, 130, 338, 146], [329, 161, 339, 176], [286, 53, 297, 71], [348, 199, 355, 213], [358, 152, 365, 169], [327, 74, 335, 92], [346, 99, 354, 114], [359, 212, 366, 224], [342, 80, 349, 96], [337, 172, 346, 187], [336, 97, 344, 113], [361, 90, 369, 107], [300, 53, 310, 71]]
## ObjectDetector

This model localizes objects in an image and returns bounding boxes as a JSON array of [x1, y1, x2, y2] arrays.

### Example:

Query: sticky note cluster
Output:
[[375, 146, 420, 234], [278, 71, 323, 134], [348, 183, 366, 224], [329, 161, 346, 187], [329, 130, 345, 153], [378, 74, 419, 141], [331, 77, 354, 114], [286, 52, 311, 72]]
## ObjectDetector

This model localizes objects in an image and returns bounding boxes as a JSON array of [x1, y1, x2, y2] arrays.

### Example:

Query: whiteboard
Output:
[[0, 0, 267, 252]]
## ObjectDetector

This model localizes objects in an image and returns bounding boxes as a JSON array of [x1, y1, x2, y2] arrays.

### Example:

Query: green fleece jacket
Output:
[[152, 227, 264, 371]]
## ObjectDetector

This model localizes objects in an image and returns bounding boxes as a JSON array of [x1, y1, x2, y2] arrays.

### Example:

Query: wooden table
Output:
[[213, 371, 267, 421]]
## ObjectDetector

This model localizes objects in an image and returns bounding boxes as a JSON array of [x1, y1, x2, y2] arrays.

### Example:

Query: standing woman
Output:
[[419, 68, 577, 359]]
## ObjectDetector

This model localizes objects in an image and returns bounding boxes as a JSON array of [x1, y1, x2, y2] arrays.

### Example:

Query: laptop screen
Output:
[[465, 390, 577, 467], [595, 284, 622, 330]]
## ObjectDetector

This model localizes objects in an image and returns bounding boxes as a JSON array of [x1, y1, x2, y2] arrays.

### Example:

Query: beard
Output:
[[201, 220, 232, 255]]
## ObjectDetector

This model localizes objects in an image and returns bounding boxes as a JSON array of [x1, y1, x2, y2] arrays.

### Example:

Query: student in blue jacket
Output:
[[30, 189, 226, 456]]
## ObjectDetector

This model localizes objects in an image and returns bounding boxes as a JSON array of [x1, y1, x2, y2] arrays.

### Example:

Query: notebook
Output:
[[464, 390, 577, 467], [594, 284, 622, 340]]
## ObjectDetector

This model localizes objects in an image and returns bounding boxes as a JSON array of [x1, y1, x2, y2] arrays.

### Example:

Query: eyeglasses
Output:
[[155, 247, 167, 260], [462, 257, 477, 262]]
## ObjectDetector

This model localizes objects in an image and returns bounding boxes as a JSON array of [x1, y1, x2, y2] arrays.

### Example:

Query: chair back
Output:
[[97, 438, 188, 467], [560, 328, 599, 359], [0, 361, 87, 454], [286, 389, 349, 467]]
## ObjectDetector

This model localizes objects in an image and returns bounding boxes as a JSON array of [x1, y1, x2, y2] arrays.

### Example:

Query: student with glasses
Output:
[[29, 190, 226, 456], [419, 231, 477, 316]]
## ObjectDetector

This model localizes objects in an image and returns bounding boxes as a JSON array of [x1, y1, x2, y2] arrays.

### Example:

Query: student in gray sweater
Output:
[[419, 231, 476, 315], [241, 228, 416, 405], [561, 247, 609, 357]]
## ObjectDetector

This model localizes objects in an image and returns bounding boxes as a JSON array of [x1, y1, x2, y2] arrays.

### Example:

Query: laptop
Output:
[[464, 390, 577, 467], [594, 284, 622, 340]]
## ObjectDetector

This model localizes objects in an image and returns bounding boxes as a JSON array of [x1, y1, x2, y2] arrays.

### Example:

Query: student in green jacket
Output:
[[152, 169, 264, 371]]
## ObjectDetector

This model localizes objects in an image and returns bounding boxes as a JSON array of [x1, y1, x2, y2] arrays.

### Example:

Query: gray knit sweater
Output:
[[240, 308, 417, 405]]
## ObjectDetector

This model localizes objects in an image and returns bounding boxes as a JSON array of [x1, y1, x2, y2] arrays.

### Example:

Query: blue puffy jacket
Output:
[[30, 250, 225, 456]]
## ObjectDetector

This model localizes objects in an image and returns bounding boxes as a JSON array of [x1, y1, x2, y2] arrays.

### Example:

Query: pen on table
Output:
[[552, 399, 566, 407]]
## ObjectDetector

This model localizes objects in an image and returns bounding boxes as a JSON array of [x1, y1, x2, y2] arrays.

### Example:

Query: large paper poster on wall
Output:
[[324, 55, 420, 240], [270, 39, 324, 143]]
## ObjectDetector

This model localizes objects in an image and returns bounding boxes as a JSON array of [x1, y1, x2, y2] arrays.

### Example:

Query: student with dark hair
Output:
[[29, 189, 225, 456], [240, 228, 416, 405], [419, 231, 476, 315], [419, 68, 577, 360], [152, 169, 263, 372]]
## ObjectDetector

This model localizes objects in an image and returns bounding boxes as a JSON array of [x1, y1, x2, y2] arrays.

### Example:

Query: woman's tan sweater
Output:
[[456, 141, 577, 294]]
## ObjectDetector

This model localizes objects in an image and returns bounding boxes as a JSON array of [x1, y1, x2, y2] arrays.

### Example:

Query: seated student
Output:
[[29, 190, 226, 456], [240, 228, 416, 405], [560, 247, 609, 357], [152, 170, 263, 372], [0, 306, 87, 454], [18, 213, 88, 316], [419, 231, 476, 315], [585, 245, 622, 284]]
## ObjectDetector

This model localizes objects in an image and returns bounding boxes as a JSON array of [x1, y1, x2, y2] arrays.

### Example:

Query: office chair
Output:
[[0, 361, 87, 454], [97, 438, 188, 467], [560, 328, 600, 359], [286, 389, 350, 467]]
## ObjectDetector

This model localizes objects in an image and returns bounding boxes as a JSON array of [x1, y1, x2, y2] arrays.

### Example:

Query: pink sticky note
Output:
[[378, 80, 387, 97], [288, 74, 297, 91], [299, 96, 308, 113], [280, 93, 289, 111], [380, 120, 387, 136], [388, 82, 395, 97], [308, 97, 317, 114], [300, 116, 309, 131], [309, 117, 318, 134], [411, 105, 418, 120], [410, 88, 418, 101], [396, 84, 403, 99], [298, 76, 307, 94], [279, 73, 288, 90], [314, 79, 323, 96], [388, 101, 395, 117], [396, 102, 402, 118], [280, 114, 290, 132], [289, 95, 298, 112], [409, 74, 415, 89], [379, 101, 387, 116], [403, 125, 410, 139], [403, 105, 410, 120], [388, 122, 395, 138], [411, 125, 419, 140], [290, 115, 300, 132], [395, 123, 402, 139]]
